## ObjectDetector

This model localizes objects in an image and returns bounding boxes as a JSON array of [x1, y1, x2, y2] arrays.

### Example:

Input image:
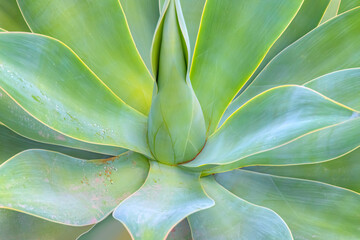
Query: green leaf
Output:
[[183, 86, 356, 170], [0, 150, 149, 226], [0, 0, 29, 31], [188, 176, 292, 240], [179, 0, 206, 60], [0, 209, 91, 240], [113, 161, 214, 240], [190, 0, 303, 134], [216, 170, 360, 240], [119, 0, 159, 70], [319, 0, 341, 24], [339, 0, 360, 13], [77, 214, 131, 240], [304, 68, 360, 111], [225, 7, 360, 120], [237, 0, 330, 98], [245, 146, 360, 193], [0, 32, 151, 157], [17, 0, 153, 114], [0, 89, 126, 156], [148, 0, 206, 164], [205, 117, 360, 175], [0, 125, 110, 164]]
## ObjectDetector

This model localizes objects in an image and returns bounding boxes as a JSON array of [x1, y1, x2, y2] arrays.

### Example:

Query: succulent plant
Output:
[[1, 0, 360, 239]]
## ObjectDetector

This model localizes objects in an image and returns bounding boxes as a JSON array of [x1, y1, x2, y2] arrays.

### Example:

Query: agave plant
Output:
[[1, 0, 360, 239]]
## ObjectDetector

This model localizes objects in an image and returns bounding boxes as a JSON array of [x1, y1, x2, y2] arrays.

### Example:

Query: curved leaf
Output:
[[188, 176, 292, 240], [225, 7, 360, 121], [77, 214, 131, 240], [0, 209, 90, 240], [17, 0, 153, 114], [0, 150, 149, 226], [0, 32, 151, 157], [216, 170, 360, 240], [237, 0, 330, 98], [113, 161, 214, 240], [189, 0, 303, 133], [167, 219, 193, 240], [119, 0, 159, 70], [0, 0, 29, 31], [245, 146, 360, 193], [319, 0, 341, 24], [183, 86, 356, 170], [0, 125, 109, 164], [0, 89, 126, 156], [339, 0, 360, 13], [304, 68, 360, 111]]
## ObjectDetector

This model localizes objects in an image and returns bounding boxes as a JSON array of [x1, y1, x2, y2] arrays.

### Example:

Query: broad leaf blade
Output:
[[0, 125, 110, 164], [0, 33, 151, 157], [0, 209, 90, 240], [0, 89, 125, 156], [0, 150, 149, 225], [339, 0, 360, 13], [0, 0, 29, 31], [183, 86, 356, 169], [188, 176, 292, 240], [190, 0, 303, 133], [17, 0, 153, 114], [225, 7, 360, 121], [245, 147, 360, 193], [217, 170, 360, 240], [319, 0, 341, 24], [113, 161, 214, 240]]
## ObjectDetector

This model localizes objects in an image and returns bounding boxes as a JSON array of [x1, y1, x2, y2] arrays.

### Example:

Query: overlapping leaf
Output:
[[17, 0, 153, 114], [0, 33, 151, 156], [0, 0, 29, 31], [0, 150, 149, 225], [217, 170, 360, 239]]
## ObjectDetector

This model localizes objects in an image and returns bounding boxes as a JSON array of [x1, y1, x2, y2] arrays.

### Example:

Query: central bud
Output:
[[147, 0, 206, 165]]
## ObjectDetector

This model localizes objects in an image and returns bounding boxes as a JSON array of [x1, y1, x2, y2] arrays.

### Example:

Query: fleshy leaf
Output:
[[147, 0, 206, 164], [0, 150, 149, 225], [119, 0, 159, 70], [319, 0, 341, 24], [245, 147, 360, 193], [0, 125, 109, 164], [0, 0, 29, 31], [0, 32, 151, 157], [217, 170, 360, 240], [0, 89, 126, 156], [190, 0, 303, 133], [17, 0, 153, 114], [113, 161, 214, 240], [237, 0, 330, 98], [0, 209, 90, 240], [304, 68, 360, 111], [77, 214, 131, 240], [183, 86, 356, 170], [188, 176, 292, 240], [339, 0, 360, 13], [225, 7, 360, 120]]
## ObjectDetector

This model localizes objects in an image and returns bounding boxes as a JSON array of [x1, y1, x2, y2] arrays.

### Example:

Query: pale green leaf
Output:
[[0, 89, 126, 156], [17, 0, 153, 114], [319, 0, 341, 24], [0, 125, 109, 164], [0, 150, 149, 225], [225, 7, 360, 121], [245, 147, 360, 193], [188, 176, 292, 240], [113, 161, 214, 240], [216, 170, 360, 240], [190, 0, 303, 133], [0, 0, 29, 31], [119, 0, 159, 70], [0, 33, 151, 157], [183, 86, 356, 170], [0, 209, 90, 240]]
